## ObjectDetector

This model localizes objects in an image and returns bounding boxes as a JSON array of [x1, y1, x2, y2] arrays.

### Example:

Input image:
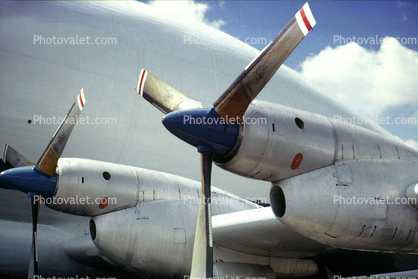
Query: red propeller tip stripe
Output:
[[300, 7, 312, 32], [138, 69, 148, 96], [295, 3, 316, 36], [78, 92, 84, 108]]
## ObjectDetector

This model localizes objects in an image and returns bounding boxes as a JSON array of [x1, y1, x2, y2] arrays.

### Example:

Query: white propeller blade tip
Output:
[[296, 2, 316, 36], [77, 88, 85, 110], [137, 69, 148, 96]]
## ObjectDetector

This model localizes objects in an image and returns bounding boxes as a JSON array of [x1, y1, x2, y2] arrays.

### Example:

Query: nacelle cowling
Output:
[[270, 160, 418, 253], [216, 101, 335, 181], [217, 101, 416, 182], [48, 158, 206, 216], [90, 200, 197, 277], [90, 197, 259, 277]]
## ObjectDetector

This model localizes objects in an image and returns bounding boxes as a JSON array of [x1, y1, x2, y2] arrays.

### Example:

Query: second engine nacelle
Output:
[[270, 160, 418, 253], [217, 101, 413, 183], [48, 158, 204, 216], [216, 101, 336, 181], [90, 197, 262, 278], [90, 200, 197, 278]]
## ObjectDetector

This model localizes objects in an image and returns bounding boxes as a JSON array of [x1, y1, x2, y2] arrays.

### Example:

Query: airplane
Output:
[[1, 1, 418, 279]]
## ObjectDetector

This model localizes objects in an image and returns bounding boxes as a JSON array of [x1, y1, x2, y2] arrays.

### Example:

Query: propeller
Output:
[[190, 150, 213, 279], [138, 3, 316, 276], [0, 89, 85, 278], [137, 69, 203, 114], [2, 143, 35, 168], [28, 194, 40, 278], [213, 2, 316, 121]]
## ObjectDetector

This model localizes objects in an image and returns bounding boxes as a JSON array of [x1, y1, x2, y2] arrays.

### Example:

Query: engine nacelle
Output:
[[48, 158, 206, 216], [270, 160, 418, 253], [90, 197, 259, 278], [48, 158, 138, 215], [90, 200, 196, 278], [217, 101, 415, 182], [216, 101, 335, 181]]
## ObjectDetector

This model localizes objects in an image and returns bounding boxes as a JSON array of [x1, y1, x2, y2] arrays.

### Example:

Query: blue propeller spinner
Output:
[[162, 108, 239, 158]]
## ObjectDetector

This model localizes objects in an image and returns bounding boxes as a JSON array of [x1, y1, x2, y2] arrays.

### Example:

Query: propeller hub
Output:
[[0, 166, 57, 197], [162, 108, 240, 158]]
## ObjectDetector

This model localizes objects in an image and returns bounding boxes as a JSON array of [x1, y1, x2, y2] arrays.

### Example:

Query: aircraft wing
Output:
[[213, 207, 331, 258], [212, 207, 418, 277]]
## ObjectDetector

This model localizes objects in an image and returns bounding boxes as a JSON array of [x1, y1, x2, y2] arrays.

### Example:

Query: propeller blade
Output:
[[28, 194, 40, 279], [213, 2, 316, 122], [190, 150, 213, 278], [2, 143, 35, 168], [0, 89, 86, 278], [0, 89, 85, 196], [155, 3, 316, 160], [137, 69, 203, 114], [37, 89, 85, 177]]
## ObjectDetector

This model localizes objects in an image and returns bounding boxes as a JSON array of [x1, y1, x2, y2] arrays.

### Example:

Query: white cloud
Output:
[[404, 139, 418, 150], [210, 18, 227, 30], [397, 2, 414, 8], [392, 136, 418, 151], [148, 0, 226, 29], [299, 37, 418, 117]]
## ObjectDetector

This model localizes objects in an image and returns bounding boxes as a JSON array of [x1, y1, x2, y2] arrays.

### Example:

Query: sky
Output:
[[144, 0, 418, 149]]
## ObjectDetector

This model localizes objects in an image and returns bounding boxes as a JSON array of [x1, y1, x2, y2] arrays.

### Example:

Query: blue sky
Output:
[[145, 1, 418, 148], [203, 1, 418, 67]]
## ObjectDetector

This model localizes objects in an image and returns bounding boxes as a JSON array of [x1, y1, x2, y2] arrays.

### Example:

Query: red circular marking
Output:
[[290, 153, 303, 170], [99, 197, 108, 209]]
